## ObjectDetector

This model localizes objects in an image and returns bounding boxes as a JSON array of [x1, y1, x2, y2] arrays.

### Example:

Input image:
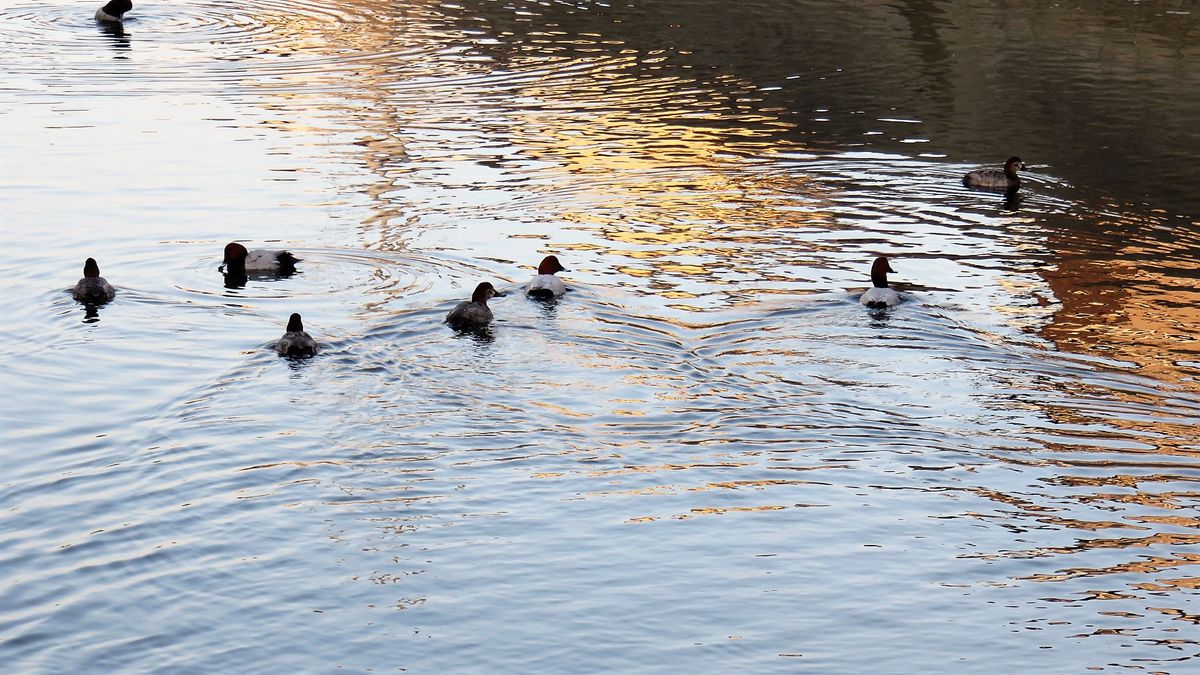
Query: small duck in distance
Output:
[[860, 256, 901, 308], [73, 257, 116, 303], [222, 242, 300, 276], [276, 313, 317, 357], [527, 255, 568, 299], [963, 156, 1025, 190], [95, 0, 132, 22], [447, 282, 505, 329]]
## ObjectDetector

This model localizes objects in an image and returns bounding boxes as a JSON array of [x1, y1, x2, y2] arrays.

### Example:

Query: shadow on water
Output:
[[220, 269, 297, 290], [95, 19, 130, 54], [447, 322, 496, 345], [962, 182, 1023, 212], [79, 302, 102, 323]]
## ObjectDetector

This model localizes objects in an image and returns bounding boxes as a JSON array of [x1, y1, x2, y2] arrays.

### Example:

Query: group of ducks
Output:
[[72, 158, 1029, 357], [78, 0, 1029, 357], [70, 246, 575, 358], [72, 243, 894, 358]]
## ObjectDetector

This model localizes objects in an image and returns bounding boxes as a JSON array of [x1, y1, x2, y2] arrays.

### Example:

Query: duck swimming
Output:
[[73, 257, 116, 303], [222, 242, 300, 276], [276, 313, 317, 357], [963, 156, 1025, 190], [446, 282, 505, 329], [527, 255, 568, 299], [859, 256, 901, 308], [95, 0, 131, 22]]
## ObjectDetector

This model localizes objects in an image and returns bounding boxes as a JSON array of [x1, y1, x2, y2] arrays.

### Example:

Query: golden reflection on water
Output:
[[246, 2, 850, 309], [1039, 206, 1200, 390], [229, 0, 1200, 665]]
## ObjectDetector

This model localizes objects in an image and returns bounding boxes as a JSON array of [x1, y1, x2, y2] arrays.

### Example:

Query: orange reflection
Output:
[[1039, 206, 1200, 389]]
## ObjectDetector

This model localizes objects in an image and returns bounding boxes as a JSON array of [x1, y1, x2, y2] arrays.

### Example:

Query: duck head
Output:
[[223, 242, 249, 266], [472, 282, 506, 304], [1003, 156, 1025, 179], [286, 313, 304, 332], [83, 257, 101, 278], [537, 255, 567, 275], [101, 0, 132, 19], [871, 256, 895, 288]]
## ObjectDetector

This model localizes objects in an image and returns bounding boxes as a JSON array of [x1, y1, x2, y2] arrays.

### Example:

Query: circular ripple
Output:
[[171, 246, 483, 308]]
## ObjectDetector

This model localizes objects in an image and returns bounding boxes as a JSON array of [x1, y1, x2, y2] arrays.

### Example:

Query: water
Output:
[[3, 0, 1200, 671]]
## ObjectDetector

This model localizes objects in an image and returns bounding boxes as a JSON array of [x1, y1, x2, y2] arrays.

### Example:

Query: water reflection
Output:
[[1038, 204, 1200, 389], [79, 301, 102, 323], [964, 183, 1023, 212], [95, 17, 130, 53], [3, 0, 1200, 672], [220, 268, 299, 290], [449, 323, 496, 344]]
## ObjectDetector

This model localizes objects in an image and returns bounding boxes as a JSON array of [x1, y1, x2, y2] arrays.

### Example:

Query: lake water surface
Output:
[[3, 0, 1200, 672]]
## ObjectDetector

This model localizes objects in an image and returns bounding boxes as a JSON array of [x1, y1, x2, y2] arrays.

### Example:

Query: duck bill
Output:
[[492, 291, 507, 297]]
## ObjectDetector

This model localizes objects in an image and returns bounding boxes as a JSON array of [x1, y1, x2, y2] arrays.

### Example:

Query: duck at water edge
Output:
[[73, 257, 116, 303], [860, 256, 901, 308]]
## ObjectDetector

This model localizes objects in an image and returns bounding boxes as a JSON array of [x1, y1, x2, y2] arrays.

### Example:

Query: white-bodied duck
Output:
[[446, 282, 505, 329], [276, 313, 317, 357], [222, 242, 300, 276], [95, 0, 131, 22], [526, 255, 568, 299], [963, 156, 1025, 190], [73, 257, 116, 303], [860, 256, 901, 308]]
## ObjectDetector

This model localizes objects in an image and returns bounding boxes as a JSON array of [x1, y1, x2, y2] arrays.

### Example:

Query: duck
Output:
[[859, 256, 901, 308], [526, 255, 568, 299], [95, 0, 131, 22], [276, 313, 317, 357], [73, 257, 116, 303], [446, 282, 505, 329], [222, 242, 300, 276], [963, 156, 1025, 190]]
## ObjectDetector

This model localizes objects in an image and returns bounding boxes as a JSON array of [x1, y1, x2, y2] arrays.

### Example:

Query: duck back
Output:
[[446, 301, 493, 327], [860, 287, 900, 308], [277, 330, 317, 356], [73, 277, 116, 303], [527, 274, 566, 299], [963, 168, 1017, 189], [245, 249, 296, 271]]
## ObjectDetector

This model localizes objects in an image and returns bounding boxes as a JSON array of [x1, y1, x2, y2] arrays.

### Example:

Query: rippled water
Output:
[[3, 0, 1200, 671]]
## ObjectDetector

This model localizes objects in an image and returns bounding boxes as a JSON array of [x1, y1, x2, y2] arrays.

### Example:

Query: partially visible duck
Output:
[[222, 242, 300, 276], [73, 257, 116, 303], [527, 255, 568, 299], [276, 313, 317, 357], [446, 282, 505, 329], [963, 156, 1025, 190], [95, 0, 132, 22], [859, 256, 901, 308]]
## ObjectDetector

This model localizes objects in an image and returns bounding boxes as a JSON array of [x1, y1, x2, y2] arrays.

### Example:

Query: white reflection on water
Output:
[[2, 0, 1200, 672]]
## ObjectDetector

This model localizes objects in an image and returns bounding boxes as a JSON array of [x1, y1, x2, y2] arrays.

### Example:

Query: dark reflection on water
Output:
[[2, 0, 1200, 672], [95, 18, 130, 53]]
